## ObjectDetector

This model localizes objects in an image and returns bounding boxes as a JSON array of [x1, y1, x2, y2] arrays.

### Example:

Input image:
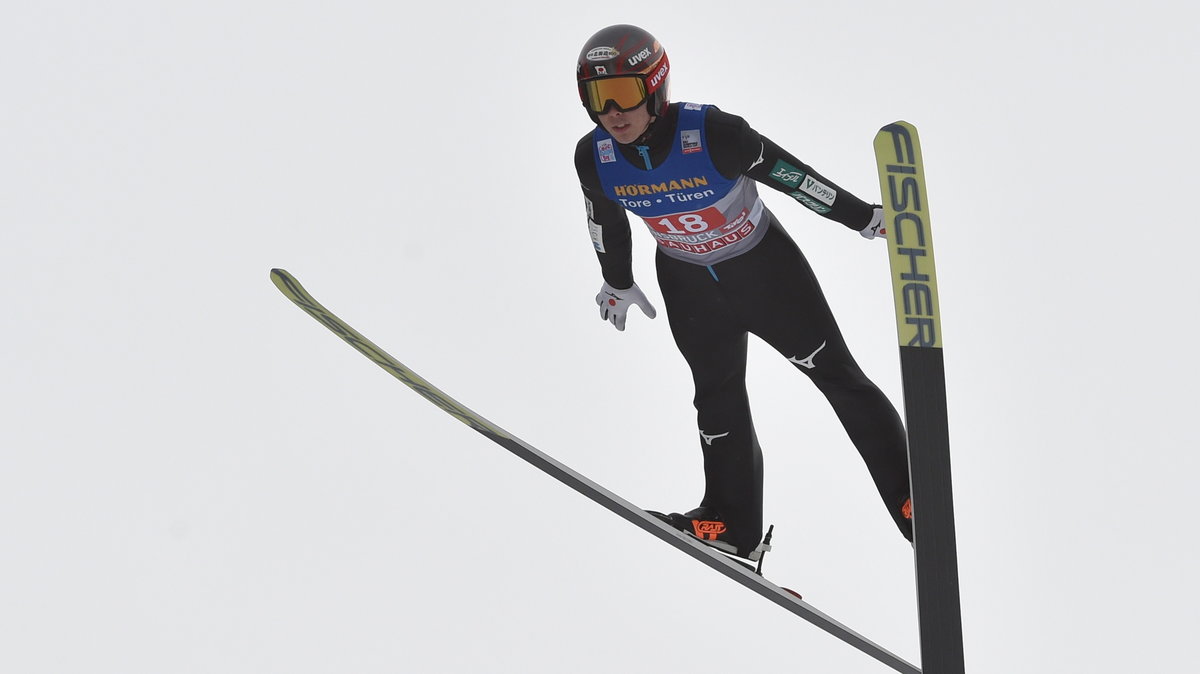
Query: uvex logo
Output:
[[647, 57, 669, 88], [626, 47, 652, 67]]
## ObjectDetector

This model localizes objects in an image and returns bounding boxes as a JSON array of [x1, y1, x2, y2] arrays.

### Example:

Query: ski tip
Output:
[[878, 119, 916, 134], [270, 268, 294, 286], [782, 587, 803, 601], [269, 269, 298, 295]]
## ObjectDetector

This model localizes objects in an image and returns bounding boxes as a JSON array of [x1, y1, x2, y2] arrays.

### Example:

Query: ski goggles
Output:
[[581, 76, 649, 114]]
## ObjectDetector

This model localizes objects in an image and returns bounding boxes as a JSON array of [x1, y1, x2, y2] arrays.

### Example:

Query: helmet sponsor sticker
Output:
[[681, 129, 702, 154], [586, 47, 619, 61], [598, 138, 617, 164]]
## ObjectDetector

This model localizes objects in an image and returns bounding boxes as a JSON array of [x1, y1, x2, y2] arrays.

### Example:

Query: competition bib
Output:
[[594, 103, 766, 265]]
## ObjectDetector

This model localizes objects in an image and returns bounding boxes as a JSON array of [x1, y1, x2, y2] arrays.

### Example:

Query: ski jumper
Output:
[[575, 103, 912, 552]]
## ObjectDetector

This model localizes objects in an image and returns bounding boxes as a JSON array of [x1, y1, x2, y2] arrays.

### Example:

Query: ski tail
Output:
[[874, 122, 965, 674]]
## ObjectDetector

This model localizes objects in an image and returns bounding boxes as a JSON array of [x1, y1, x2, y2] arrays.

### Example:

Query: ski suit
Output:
[[574, 102, 913, 551]]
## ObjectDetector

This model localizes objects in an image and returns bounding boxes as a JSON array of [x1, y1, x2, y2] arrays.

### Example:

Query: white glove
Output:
[[595, 282, 657, 331], [860, 207, 887, 240]]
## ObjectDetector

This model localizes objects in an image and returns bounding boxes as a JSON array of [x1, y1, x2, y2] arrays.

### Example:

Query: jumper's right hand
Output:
[[595, 282, 657, 331]]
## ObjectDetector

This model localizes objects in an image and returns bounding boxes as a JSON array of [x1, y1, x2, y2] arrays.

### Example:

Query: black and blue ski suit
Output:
[[574, 102, 913, 554]]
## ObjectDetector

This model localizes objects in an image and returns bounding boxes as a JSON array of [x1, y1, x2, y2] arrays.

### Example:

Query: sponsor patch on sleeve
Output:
[[789, 191, 833, 214], [799, 175, 837, 206], [769, 159, 807, 188], [589, 219, 605, 252]]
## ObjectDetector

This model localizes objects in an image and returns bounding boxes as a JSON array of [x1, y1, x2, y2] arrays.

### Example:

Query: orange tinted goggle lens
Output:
[[584, 77, 648, 113]]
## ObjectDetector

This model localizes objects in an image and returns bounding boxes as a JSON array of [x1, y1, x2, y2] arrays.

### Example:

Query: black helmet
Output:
[[576, 24, 670, 122]]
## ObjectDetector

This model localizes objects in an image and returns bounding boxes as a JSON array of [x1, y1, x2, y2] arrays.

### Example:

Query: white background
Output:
[[4, 1, 1197, 672]]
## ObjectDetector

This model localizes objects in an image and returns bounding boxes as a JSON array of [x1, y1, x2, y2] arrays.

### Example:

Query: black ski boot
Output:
[[646, 505, 770, 562]]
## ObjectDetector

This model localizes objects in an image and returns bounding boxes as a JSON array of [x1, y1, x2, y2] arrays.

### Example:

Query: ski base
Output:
[[270, 268, 919, 674]]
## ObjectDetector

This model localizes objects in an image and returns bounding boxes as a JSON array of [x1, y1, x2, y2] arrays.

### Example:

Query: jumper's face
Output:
[[598, 102, 653, 145]]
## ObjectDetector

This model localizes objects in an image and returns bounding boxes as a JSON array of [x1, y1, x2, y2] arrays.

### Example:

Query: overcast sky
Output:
[[4, 1, 1198, 672]]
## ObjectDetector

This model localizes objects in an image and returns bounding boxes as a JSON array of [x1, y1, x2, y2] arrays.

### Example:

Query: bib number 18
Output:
[[650, 207, 725, 234]]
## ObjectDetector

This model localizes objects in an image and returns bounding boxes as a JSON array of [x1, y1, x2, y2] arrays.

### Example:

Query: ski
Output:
[[269, 268, 919, 674], [873, 122, 965, 674]]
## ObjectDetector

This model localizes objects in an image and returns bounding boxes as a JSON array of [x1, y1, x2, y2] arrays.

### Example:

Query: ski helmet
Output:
[[576, 25, 670, 123]]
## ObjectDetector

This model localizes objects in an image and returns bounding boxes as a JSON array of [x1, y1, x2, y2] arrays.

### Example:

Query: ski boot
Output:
[[646, 506, 772, 568]]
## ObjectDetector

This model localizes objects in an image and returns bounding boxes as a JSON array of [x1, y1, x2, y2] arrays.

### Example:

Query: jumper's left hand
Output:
[[860, 207, 887, 240]]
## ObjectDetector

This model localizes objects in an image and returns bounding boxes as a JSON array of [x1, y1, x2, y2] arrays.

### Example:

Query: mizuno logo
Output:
[[700, 430, 729, 446], [788, 340, 827, 370], [749, 142, 765, 170]]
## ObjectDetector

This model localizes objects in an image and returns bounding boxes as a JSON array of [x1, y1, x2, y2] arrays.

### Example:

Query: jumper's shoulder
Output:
[[702, 105, 755, 137], [697, 105, 762, 177], [574, 131, 598, 174]]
